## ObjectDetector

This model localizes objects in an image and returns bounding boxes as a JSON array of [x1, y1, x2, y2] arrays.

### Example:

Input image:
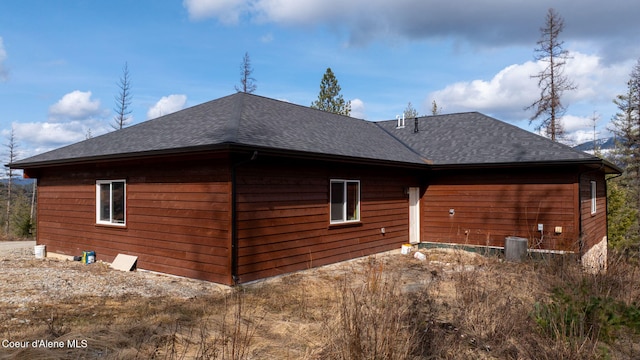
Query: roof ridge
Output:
[[374, 111, 483, 124], [224, 93, 246, 143]]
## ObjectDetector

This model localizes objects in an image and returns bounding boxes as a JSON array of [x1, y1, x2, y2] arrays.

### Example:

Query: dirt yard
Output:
[[0, 244, 482, 359], [1, 243, 637, 359]]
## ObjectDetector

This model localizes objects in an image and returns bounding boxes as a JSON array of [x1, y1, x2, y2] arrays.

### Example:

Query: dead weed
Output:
[[1, 249, 640, 359]]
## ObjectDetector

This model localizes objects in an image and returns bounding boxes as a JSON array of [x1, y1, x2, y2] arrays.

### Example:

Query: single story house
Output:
[[10, 93, 620, 285]]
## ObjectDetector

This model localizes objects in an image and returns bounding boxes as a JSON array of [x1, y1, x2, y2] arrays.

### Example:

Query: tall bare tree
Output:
[[4, 127, 18, 236], [112, 62, 132, 130], [235, 52, 257, 94], [526, 8, 576, 142]]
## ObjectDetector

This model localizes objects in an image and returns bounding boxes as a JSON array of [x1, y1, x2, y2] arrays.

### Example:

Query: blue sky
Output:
[[1, 0, 640, 161]]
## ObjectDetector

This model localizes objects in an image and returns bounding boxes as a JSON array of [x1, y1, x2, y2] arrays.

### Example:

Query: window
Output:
[[97, 180, 126, 225], [590, 180, 597, 215], [330, 180, 360, 223]]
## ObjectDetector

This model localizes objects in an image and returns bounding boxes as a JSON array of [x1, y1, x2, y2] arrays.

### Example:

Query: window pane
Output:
[[346, 182, 359, 221], [99, 184, 111, 221], [112, 181, 125, 223], [330, 182, 345, 221]]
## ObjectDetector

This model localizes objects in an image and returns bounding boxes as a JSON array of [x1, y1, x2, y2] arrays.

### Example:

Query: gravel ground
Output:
[[0, 244, 229, 310], [0, 242, 480, 312]]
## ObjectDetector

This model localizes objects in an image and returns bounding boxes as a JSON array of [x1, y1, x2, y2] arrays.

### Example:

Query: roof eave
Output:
[[428, 158, 622, 174], [8, 143, 236, 169], [9, 142, 431, 171]]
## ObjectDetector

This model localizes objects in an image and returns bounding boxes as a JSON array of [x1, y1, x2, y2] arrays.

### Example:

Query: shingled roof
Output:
[[11, 92, 617, 172], [374, 112, 607, 167], [11, 93, 427, 167]]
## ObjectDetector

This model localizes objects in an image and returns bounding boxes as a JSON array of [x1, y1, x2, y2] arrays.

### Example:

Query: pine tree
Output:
[[526, 8, 576, 142], [311, 68, 351, 116], [112, 62, 132, 130], [235, 52, 257, 94], [608, 58, 640, 252], [610, 80, 638, 171], [607, 179, 639, 252]]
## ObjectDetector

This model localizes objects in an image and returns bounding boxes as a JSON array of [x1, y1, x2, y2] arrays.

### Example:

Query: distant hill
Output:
[[573, 137, 616, 154], [0, 177, 35, 187]]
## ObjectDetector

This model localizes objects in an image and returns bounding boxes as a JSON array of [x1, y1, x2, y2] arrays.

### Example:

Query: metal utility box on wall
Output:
[[505, 236, 528, 262]]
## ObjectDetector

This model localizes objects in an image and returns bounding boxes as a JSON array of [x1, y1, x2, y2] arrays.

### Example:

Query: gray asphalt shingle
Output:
[[11, 93, 604, 169], [374, 112, 597, 165], [11, 93, 427, 167]]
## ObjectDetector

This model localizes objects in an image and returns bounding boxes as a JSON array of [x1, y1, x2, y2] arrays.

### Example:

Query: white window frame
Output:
[[96, 180, 127, 226], [590, 180, 597, 215], [330, 179, 361, 224]]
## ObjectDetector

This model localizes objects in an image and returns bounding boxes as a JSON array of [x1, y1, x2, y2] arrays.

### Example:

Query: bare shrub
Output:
[[187, 289, 264, 360], [319, 257, 432, 359], [3, 249, 640, 359]]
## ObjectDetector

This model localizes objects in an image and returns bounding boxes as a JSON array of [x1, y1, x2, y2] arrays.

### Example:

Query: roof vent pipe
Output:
[[396, 114, 405, 128], [414, 117, 419, 133]]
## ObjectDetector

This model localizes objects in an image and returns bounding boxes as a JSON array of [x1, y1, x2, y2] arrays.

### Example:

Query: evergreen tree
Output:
[[607, 179, 639, 252], [526, 8, 576, 142], [608, 58, 640, 253], [311, 68, 351, 116], [610, 79, 638, 172], [235, 52, 257, 94]]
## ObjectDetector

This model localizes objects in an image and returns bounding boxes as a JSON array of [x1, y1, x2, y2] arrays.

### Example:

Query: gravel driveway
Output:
[[0, 240, 36, 254], [0, 243, 229, 316]]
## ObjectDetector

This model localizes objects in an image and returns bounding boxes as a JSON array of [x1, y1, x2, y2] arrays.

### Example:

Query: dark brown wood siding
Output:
[[36, 154, 233, 284], [421, 168, 580, 251], [235, 158, 418, 283], [579, 170, 608, 253]]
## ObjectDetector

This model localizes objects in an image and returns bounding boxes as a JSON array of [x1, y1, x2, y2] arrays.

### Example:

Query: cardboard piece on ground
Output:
[[110, 254, 138, 271]]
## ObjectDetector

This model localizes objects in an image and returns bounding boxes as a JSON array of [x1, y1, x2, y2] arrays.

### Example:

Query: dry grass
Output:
[[2, 249, 640, 359]]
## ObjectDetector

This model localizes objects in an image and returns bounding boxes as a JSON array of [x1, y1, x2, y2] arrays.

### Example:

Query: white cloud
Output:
[[559, 113, 612, 146], [147, 94, 188, 119], [0, 37, 8, 82], [48, 90, 103, 121], [183, 0, 248, 23], [350, 98, 365, 119], [8, 90, 110, 159], [561, 114, 591, 133], [14, 122, 85, 145], [11, 119, 109, 159], [427, 61, 540, 118], [428, 52, 628, 120], [425, 51, 630, 144], [564, 52, 633, 104]]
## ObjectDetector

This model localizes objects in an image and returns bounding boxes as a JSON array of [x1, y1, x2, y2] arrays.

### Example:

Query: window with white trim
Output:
[[590, 180, 597, 215], [330, 179, 360, 223], [97, 180, 126, 225]]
